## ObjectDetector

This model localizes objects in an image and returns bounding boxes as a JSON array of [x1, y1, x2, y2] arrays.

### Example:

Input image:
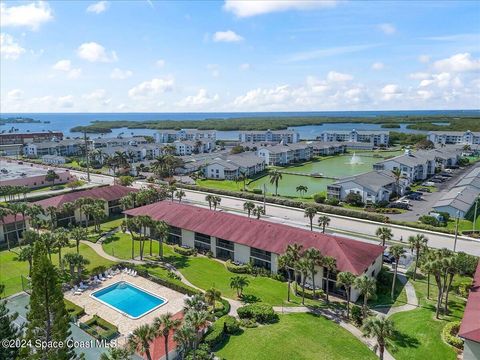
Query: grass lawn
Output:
[[388, 271, 467, 360], [216, 313, 376, 360], [196, 179, 245, 192], [367, 271, 408, 308], [87, 216, 124, 234], [0, 242, 115, 297], [102, 234, 325, 307]]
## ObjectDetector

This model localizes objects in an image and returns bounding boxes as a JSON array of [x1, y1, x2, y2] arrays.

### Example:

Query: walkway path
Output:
[[81, 240, 143, 265]]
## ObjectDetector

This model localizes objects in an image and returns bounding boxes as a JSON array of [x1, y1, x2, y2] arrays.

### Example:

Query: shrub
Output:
[[214, 298, 231, 318], [442, 321, 463, 349], [345, 193, 364, 207], [252, 188, 262, 195], [222, 315, 241, 335], [185, 344, 211, 360], [173, 245, 195, 256], [456, 252, 479, 276], [351, 305, 363, 326], [118, 175, 134, 186], [313, 193, 326, 204], [237, 304, 278, 324], [204, 316, 239, 349], [419, 215, 440, 227], [454, 280, 472, 298], [82, 315, 118, 340], [374, 200, 390, 209], [225, 260, 250, 274], [326, 197, 340, 206], [64, 299, 85, 319], [239, 318, 258, 328]]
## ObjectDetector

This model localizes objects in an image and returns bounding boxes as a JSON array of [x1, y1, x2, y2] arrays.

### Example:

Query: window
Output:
[[216, 238, 234, 251], [250, 257, 271, 270], [250, 247, 271, 262]]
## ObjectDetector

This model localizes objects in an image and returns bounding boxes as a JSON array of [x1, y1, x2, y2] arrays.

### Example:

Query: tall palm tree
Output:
[[184, 309, 210, 356], [297, 257, 310, 305], [389, 244, 406, 299], [40, 232, 55, 260], [0, 207, 12, 251], [238, 170, 247, 191], [15, 202, 29, 246], [354, 275, 377, 318], [243, 201, 255, 217], [337, 271, 356, 318], [205, 194, 214, 210], [174, 324, 196, 360], [376, 226, 393, 247], [304, 206, 317, 231], [278, 253, 294, 302], [153, 313, 181, 360], [129, 324, 155, 360], [54, 228, 70, 272], [18, 245, 34, 277], [70, 226, 87, 254], [362, 316, 396, 360], [153, 220, 169, 259], [6, 202, 22, 246], [304, 248, 323, 298], [45, 205, 58, 231], [252, 205, 265, 219], [230, 276, 250, 298], [212, 196, 221, 211], [61, 201, 76, 228], [296, 185, 308, 197], [183, 294, 208, 313], [391, 168, 404, 196], [205, 287, 222, 313], [175, 190, 186, 203], [318, 215, 331, 233], [286, 243, 304, 295], [26, 204, 44, 232], [322, 256, 336, 302], [99, 347, 132, 360], [408, 234, 428, 281], [269, 169, 283, 196]]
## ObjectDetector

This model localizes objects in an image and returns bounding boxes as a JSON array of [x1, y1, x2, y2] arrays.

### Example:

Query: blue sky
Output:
[[1, 0, 479, 112]]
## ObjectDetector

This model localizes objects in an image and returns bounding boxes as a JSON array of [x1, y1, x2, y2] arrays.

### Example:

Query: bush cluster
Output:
[[82, 315, 118, 340], [351, 305, 363, 326], [442, 321, 463, 349], [173, 245, 195, 256], [225, 260, 250, 274], [204, 316, 240, 349], [237, 304, 278, 324]]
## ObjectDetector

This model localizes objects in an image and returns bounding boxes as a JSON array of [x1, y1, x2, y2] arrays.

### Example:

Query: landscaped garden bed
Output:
[[81, 315, 118, 341]]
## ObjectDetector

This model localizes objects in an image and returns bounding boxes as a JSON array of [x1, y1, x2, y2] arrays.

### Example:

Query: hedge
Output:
[[173, 245, 195, 256], [442, 321, 463, 349], [237, 304, 278, 324], [225, 260, 250, 274], [82, 315, 118, 340], [64, 299, 85, 319], [214, 298, 231, 318]]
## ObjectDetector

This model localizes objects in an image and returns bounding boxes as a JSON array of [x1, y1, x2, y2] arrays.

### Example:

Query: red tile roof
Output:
[[142, 311, 184, 360], [459, 261, 480, 343], [33, 185, 137, 209], [0, 213, 26, 225], [124, 201, 383, 275]]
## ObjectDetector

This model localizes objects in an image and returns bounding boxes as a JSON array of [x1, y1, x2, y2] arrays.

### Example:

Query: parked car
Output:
[[417, 187, 432, 193], [388, 202, 410, 210], [406, 193, 422, 200], [430, 178, 443, 183], [383, 253, 395, 263], [422, 181, 435, 186], [440, 172, 453, 177]]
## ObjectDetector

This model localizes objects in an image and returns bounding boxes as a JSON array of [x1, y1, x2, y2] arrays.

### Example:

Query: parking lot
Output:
[[390, 162, 480, 222]]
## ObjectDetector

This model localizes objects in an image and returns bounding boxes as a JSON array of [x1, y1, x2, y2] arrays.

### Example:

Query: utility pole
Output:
[[453, 210, 460, 252], [263, 183, 267, 213], [474, 197, 478, 233], [84, 131, 91, 183]]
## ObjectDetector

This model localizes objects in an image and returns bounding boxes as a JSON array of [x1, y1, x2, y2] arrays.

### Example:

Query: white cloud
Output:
[[77, 42, 118, 62], [86, 1, 109, 14], [240, 63, 251, 71], [82, 89, 111, 105], [419, 72, 462, 89], [0, 1, 53, 30], [52, 59, 81, 79], [371, 62, 384, 70], [416, 90, 434, 100], [0, 33, 25, 59], [283, 44, 378, 63], [128, 77, 174, 98], [110, 68, 133, 80], [207, 64, 220, 78], [176, 89, 219, 107], [156, 59, 166, 67], [57, 95, 74, 108], [7, 89, 24, 101], [326, 71, 353, 82], [378, 23, 396, 35], [409, 72, 430, 80], [433, 53, 480, 73], [381, 84, 402, 100], [224, 0, 338, 17], [418, 54, 430, 63], [213, 30, 244, 42]]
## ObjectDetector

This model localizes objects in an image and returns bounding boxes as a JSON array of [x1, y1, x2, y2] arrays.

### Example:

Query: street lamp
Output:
[[473, 196, 479, 233], [453, 210, 460, 252]]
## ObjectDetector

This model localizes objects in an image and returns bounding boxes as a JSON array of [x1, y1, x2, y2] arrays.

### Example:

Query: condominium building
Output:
[[373, 149, 436, 182], [257, 142, 313, 166], [124, 201, 384, 302], [317, 129, 389, 146], [203, 153, 265, 180], [238, 129, 300, 143], [459, 262, 480, 360], [0, 132, 63, 145], [155, 129, 216, 143], [23, 139, 83, 157], [427, 130, 480, 145]]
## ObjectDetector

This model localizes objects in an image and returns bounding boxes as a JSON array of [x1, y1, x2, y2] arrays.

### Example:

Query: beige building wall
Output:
[[463, 339, 480, 360], [234, 243, 250, 264], [181, 229, 195, 248]]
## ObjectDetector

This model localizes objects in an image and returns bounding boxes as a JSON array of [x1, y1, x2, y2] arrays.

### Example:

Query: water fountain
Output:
[[348, 152, 363, 165]]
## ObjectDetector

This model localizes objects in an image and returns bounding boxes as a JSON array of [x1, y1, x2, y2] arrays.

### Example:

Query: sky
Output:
[[1, 0, 479, 113]]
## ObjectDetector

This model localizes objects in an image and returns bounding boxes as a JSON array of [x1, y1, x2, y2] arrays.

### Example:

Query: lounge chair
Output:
[[126, 269, 132, 276], [123, 268, 128, 273], [93, 275, 100, 283], [79, 282, 88, 290], [73, 286, 82, 295], [132, 270, 137, 277], [99, 274, 106, 281], [106, 271, 113, 279]]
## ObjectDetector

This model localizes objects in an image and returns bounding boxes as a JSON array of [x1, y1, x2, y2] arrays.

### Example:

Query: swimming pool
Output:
[[91, 281, 167, 319]]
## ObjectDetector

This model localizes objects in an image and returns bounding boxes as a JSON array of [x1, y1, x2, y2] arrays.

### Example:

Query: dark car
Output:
[[383, 253, 395, 263], [430, 178, 443, 183], [388, 202, 410, 210], [406, 193, 422, 200], [417, 187, 431, 193]]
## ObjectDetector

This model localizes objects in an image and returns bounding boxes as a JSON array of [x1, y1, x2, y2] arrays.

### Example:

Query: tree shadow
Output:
[[393, 330, 421, 350], [240, 294, 261, 304]]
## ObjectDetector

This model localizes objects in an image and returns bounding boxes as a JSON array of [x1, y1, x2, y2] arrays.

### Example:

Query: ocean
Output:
[[1, 110, 478, 140]]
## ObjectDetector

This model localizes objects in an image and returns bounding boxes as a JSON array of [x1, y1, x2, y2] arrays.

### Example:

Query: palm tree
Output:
[[297, 257, 310, 305], [61, 201, 76, 228], [6, 202, 22, 246], [443, 253, 460, 314], [99, 347, 132, 360], [183, 294, 208, 313], [63, 253, 78, 283], [168, 185, 177, 201], [362, 316, 396, 360], [175, 190, 186, 202], [322, 256, 336, 303], [252, 205, 265, 219], [174, 323, 196, 360], [0, 207, 12, 250], [153, 313, 181, 360], [376, 226, 393, 247], [389, 244, 406, 299], [278, 253, 294, 302], [337, 271, 356, 318], [205, 287, 222, 313], [238, 170, 247, 191], [26, 204, 44, 232], [70, 226, 87, 254], [355, 275, 377, 319], [15, 202, 29, 246], [408, 234, 428, 281], [296, 185, 308, 197], [45, 205, 58, 231], [184, 309, 210, 356], [54, 228, 70, 272], [153, 220, 169, 259], [269, 170, 283, 196], [304, 248, 323, 298], [230, 276, 250, 298], [286, 243, 303, 295], [129, 324, 155, 360], [40, 232, 55, 260], [243, 201, 255, 217], [304, 206, 317, 231], [391, 168, 403, 195], [205, 194, 214, 210], [212, 196, 221, 210], [318, 215, 331, 233], [18, 245, 34, 277]]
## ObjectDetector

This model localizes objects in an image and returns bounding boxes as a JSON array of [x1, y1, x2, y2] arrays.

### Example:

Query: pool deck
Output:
[[65, 273, 185, 335]]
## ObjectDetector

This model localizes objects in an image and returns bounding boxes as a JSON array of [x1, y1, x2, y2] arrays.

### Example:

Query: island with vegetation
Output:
[[0, 117, 41, 125], [70, 114, 480, 133]]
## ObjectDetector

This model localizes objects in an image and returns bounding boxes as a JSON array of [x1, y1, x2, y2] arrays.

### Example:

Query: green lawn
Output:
[[388, 272, 466, 360], [0, 242, 115, 297], [196, 179, 245, 192], [102, 234, 324, 307], [216, 313, 376, 360], [367, 271, 408, 308], [87, 216, 124, 234]]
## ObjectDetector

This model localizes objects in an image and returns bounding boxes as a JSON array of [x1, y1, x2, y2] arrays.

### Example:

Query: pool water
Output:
[[91, 281, 167, 319]]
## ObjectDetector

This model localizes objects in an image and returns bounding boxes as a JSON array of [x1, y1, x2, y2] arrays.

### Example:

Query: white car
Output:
[[422, 181, 435, 186]]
